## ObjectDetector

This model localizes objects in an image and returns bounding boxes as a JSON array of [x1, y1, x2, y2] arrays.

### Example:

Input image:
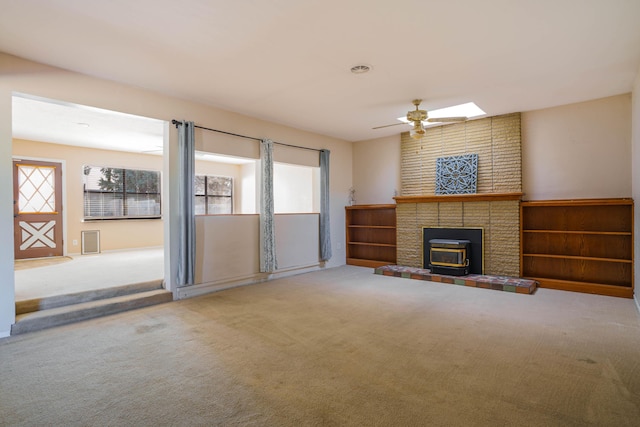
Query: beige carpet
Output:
[[1, 265, 639, 426], [14, 248, 164, 301], [14, 256, 73, 270]]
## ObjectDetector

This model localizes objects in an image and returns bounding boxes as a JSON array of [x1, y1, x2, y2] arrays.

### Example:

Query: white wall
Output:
[[522, 94, 632, 201], [194, 215, 260, 286], [0, 87, 15, 337], [351, 134, 401, 205], [190, 213, 320, 297], [632, 70, 640, 305], [274, 214, 320, 268], [0, 52, 352, 335]]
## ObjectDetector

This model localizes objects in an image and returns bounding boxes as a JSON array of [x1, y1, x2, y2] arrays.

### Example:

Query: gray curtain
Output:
[[177, 121, 196, 286], [260, 139, 277, 272], [319, 149, 332, 261]]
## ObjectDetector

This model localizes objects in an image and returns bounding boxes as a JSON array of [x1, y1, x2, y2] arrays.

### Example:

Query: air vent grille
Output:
[[81, 230, 100, 255]]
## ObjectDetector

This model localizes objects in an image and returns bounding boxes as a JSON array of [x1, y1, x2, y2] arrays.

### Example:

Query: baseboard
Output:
[[177, 263, 323, 300], [176, 274, 268, 299], [0, 329, 10, 339], [68, 246, 164, 256], [634, 293, 640, 314]]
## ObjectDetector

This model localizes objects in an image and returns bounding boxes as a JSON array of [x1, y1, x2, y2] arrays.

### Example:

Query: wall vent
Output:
[[81, 230, 100, 255]]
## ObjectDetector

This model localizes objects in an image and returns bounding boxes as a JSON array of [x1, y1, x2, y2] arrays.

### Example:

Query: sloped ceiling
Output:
[[2, 0, 640, 146]]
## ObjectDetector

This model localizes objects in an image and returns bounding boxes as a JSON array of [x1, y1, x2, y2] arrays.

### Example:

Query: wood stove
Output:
[[429, 239, 470, 276]]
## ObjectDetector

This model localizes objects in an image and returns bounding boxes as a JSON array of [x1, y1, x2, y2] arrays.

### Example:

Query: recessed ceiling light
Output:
[[350, 64, 372, 74]]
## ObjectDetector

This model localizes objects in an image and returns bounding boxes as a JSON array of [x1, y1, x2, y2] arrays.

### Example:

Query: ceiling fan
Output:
[[373, 99, 467, 139]]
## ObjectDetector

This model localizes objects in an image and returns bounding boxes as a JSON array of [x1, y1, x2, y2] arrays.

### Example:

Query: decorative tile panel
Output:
[[435, 154, 478, 195]]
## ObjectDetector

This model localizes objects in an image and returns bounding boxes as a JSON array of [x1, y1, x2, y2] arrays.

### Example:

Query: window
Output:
[[195, 175, 232, 214], [274, 163, 320, 213], [83, 166, 161, 219]]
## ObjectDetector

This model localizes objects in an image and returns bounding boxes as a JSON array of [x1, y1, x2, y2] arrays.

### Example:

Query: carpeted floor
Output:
[[14, 256, 73, 270], [14, 248, 164, 301], [1, 265, 639, 426]]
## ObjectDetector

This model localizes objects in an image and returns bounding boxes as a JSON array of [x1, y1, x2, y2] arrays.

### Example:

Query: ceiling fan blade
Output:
[[372, 122, 409, 130], [427, 116, 467, 123]]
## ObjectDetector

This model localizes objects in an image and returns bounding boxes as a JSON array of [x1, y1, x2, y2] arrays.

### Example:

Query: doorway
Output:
[[12, 94, 166, 302], [13, 159, 63, 259]]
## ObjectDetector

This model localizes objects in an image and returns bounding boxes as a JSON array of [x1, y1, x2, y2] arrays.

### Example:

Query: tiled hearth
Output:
[[375, 265, 537, 294]]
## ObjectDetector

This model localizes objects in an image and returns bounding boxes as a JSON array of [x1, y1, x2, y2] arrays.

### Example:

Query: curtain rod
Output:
[[171, 119, 321, 152]]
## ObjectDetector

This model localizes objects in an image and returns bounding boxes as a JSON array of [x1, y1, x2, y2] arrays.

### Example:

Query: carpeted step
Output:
[[11, 289, 173, 335], [16, 280, 164, 315]]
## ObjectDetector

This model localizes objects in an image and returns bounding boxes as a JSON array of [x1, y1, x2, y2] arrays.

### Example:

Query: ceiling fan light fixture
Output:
[[410, 128, 423, 140], [397, 102, 486, 125], [373, 100, 486, 134], [410, 121, 425, 139]]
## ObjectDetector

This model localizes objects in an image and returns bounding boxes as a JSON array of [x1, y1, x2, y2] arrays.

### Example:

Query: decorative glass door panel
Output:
[[13, 160, 63, 259]]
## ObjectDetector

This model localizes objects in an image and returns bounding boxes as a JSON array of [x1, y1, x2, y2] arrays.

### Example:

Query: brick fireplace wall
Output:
[[396, 113, 522, 276]]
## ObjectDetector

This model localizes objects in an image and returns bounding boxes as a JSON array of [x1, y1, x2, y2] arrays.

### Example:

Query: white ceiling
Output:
[[2, 0, 640, 147]]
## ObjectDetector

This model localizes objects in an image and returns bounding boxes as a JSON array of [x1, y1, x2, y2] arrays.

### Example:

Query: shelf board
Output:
[[346, 204, 396, 210], [348, 242, 396, 248], [522, 253, 632, 263], [522, 230, 631, 236], [521, 198, 633, 207], [346, 258, 394, 268], [348, 225, 396, 229], [523, 276, 633, 298]]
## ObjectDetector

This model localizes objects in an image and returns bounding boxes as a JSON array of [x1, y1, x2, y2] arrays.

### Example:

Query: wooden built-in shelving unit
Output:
[[520, 198, 634, 298], [346, 204, 396, 268]]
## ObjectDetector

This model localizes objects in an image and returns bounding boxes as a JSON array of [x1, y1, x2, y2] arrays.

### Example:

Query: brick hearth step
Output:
[[375, 265, 537, 294]]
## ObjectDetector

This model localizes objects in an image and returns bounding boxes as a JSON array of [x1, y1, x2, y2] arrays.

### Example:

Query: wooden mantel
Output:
[[393, 193, 523, 204]]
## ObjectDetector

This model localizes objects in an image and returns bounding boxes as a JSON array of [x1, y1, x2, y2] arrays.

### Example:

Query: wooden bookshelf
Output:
[[520, 198, 634, 298], [346, 204, 396, 268]]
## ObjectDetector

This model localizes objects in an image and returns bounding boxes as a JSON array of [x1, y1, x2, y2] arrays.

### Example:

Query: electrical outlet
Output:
[[72, 239, 78, 246]]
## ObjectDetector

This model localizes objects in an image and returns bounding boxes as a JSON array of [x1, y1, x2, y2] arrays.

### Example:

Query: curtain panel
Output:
[[260, 139, 277, 272], [177, 121, 196, 286], [319, 149, 332, 262]]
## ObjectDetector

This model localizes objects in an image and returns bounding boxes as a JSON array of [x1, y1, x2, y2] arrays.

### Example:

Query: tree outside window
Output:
[[195, 175, 232, 215], [84, 166, 161, 219]]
